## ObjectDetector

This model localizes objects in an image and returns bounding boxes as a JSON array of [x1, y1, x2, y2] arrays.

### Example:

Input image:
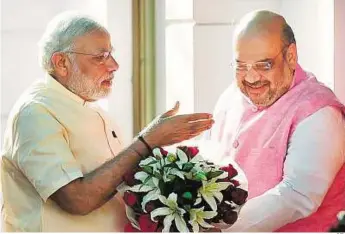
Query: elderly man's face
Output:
[[66, 30, 118, 101], [233, 33, 295, 107]]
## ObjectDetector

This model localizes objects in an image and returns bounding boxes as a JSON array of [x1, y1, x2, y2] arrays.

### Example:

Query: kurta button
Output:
[[233, 140, 239, 148], [252, 106, 258, 112]]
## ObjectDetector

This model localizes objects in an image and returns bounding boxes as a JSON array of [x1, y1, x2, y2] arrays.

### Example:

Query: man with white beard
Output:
[[0, 12, 214, 232]]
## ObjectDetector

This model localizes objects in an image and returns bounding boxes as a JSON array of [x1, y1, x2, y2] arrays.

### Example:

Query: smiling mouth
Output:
[[246, 84, 268, 94]]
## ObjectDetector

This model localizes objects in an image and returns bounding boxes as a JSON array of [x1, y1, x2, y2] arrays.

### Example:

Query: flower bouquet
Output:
[[119, 144, 248, 232]]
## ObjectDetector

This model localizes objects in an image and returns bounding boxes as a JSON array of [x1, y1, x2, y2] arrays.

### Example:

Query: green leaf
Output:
[[195, 171, 207, 181], [142, 166, 153, 174], [159, 180, 165, 194], [143, 175, 152, 185], [164, 163, 178, 169], [206, 170, 224, 180], [154, 171, 163, 180], [182, 162, 195, 172]]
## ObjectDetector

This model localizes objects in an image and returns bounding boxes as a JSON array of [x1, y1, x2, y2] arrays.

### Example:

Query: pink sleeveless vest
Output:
[[210, 64, 345, 231]]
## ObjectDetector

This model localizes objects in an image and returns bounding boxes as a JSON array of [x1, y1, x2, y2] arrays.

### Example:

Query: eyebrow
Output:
[[235, 58, 272, 63], [94, 47, 114, 54]]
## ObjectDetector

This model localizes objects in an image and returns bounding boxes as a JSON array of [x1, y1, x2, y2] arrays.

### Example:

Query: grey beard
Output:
[[66, 73, 110, 101]]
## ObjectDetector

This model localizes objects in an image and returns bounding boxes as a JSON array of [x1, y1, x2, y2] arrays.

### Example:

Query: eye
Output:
[[234, 63, 248, 71], [94, 55, 105, 61], [255, 62, 272, 71]]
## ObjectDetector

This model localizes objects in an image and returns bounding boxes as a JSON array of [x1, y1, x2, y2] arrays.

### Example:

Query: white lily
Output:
[[129, 171, 161, 211], [139, 156, 157, 167], [151, 193, 189, 232], [162, 166, 185, 182], [189, 207, 217, 232], [175, 149, 205, 169], [152, 148, 164, 158], [142, 179, 162, 212], [143, 149, 174, 174], [175, 149, 209, 182], [198, 178, 231, 211]]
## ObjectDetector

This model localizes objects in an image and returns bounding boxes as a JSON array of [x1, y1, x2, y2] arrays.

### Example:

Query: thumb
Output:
[[161, 101, 180, 118]]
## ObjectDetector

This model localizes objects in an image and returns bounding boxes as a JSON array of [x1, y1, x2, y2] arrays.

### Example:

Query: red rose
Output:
[[187, 147, 199, 158], [220, 164, 238, 178], [222, 210, 238, 225], [145, 201, 156, 213], [139, 214, 158, 232], [231, 188, 248, 205], [230, 179, 240, 187], [177, 146, 199, 158], [159, 147, 169, 157], [124, 222, 141, 232], [124, 191, 138, 206]]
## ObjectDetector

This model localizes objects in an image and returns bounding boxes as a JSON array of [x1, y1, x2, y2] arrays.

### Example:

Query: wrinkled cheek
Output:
[[236, 78, 246, 93]]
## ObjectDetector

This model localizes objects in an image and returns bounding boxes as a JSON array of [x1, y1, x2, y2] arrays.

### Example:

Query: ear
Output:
[[285, 43, 298, 70], [51, 52, 71, 77]]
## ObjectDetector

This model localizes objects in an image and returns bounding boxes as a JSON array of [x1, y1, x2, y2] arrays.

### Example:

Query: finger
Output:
[[161, 101, 180, 118], [177, 112, 213, 122], [166, 121, 213, 144], [188, 119, 214, 132]]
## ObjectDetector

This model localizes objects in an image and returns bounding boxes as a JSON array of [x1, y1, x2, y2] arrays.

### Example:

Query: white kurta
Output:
[[1, 75, 128, 232]]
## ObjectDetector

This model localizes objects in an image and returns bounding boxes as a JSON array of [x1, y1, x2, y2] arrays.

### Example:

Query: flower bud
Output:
[[223, 210, 238, 225], [123, 191, 138, 206], [139, 214, 158, 232], [231, 188, 248, 205]]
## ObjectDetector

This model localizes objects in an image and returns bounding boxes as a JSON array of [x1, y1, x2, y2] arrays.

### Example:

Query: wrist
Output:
[[139, 134, 159, 149], [138, 136, 153, 153], [131, 139, 150, 158]]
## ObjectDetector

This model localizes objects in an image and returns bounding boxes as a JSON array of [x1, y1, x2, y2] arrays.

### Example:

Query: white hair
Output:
[[38, 11, 107, 73]]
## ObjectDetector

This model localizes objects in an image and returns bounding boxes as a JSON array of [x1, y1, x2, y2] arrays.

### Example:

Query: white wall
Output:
[[0, 0, 133, 145], [106, 0, 133, 144], [193, 0, 281, 113], [157, 0, 336, 115], [279, 0, 334, 89]]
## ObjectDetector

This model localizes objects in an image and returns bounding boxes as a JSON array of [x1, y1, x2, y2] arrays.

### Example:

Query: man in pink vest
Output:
[[206, 10, 345, 232]]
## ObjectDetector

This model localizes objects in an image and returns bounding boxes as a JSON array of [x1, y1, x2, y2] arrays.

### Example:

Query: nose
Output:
[[244, 67, 261, 83], [106, 55, 119, 72]]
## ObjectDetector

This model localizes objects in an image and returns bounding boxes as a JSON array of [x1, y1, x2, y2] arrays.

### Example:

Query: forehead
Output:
[[234, 33, 282, 62], [73, 30, 112, 52]]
